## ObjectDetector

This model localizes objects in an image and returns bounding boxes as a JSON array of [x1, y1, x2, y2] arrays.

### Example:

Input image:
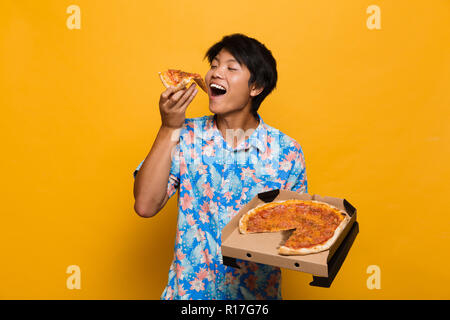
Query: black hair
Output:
[[204, 33, 278, 119]]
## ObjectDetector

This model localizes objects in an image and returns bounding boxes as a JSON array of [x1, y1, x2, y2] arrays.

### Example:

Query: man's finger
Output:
[[166, 88, 188, 106], [178, 88, 198, 111], [161, 86, 177, 100], [174, 84, 197, 109]]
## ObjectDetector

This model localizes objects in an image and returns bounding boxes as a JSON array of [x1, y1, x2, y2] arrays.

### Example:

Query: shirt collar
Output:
[[201, 113, 268, 153]]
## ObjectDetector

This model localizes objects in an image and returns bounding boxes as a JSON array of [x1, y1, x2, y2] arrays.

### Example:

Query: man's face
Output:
[[205, 49, 260, 116]]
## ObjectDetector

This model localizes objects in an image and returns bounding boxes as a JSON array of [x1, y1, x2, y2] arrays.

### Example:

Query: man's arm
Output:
[[133, 83, 198, 218], [133, 126, 178, 217]]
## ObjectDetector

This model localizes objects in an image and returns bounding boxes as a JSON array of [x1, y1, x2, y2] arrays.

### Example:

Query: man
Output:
[[133, 34, 307, 299]]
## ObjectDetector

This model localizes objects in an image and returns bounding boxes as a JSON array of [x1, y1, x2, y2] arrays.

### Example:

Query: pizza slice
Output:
[[239, 199, 349, 255], [159, 69, 207, 93]]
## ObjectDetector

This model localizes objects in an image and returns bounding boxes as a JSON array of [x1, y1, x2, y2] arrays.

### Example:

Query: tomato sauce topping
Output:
[[246, 201, 345, 249]]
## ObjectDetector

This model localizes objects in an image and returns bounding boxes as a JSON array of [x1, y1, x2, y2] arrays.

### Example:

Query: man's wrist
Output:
[[159, 125, 182, 143]]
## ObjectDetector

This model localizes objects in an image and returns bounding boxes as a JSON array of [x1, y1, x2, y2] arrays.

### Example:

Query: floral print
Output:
[[134, 114, 307, 300]]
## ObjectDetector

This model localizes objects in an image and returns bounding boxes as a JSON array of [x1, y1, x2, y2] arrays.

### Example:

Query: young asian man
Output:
[[133, 33, 307, 300]]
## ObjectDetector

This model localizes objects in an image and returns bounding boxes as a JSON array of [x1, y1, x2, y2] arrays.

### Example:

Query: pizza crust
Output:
[[193, 77, 207, 92], [238, 199, 350, 255]]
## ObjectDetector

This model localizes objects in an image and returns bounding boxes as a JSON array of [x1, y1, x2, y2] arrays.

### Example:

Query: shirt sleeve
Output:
[[286, 146, 308, 194], [133, 142, 181, 200]]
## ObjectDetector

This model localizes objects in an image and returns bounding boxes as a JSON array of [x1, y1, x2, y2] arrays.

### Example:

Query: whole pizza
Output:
[[239, 199, 350, 255]]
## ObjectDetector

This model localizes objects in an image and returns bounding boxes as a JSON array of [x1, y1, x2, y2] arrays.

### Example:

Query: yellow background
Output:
[[1, 0, 449, 299]]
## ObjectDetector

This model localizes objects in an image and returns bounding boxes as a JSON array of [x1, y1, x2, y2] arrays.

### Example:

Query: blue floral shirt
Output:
[[133, 113, 307, 300]]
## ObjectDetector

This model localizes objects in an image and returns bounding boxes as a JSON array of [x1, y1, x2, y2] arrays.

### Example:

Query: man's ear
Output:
[[250, 83, 264, 97]]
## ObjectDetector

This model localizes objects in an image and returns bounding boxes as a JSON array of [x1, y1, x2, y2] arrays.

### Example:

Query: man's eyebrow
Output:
[[212, 57, 239, 64]]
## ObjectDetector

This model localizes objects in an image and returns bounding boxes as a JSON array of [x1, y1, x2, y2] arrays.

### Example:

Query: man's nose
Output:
[[211, 66, 225, 79]]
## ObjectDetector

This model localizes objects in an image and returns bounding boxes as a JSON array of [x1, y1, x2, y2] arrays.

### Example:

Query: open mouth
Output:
[[210, 83, 227, 97]]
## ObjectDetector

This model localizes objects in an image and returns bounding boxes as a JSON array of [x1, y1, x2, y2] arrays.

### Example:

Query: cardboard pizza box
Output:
[[221, 189, 358, 279]]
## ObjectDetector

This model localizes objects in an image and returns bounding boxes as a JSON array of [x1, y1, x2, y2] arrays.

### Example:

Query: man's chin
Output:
[[208, 103, 222, 115]]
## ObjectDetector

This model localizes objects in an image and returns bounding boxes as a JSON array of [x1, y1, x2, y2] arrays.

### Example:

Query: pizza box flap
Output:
[[221, 189, 357, 277]]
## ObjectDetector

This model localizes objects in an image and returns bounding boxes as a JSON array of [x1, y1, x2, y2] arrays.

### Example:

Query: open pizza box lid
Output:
[[221, 189, 358, 281]]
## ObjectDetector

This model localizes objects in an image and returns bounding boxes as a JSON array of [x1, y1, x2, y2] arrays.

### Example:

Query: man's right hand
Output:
[[159, 83, 198, 129]]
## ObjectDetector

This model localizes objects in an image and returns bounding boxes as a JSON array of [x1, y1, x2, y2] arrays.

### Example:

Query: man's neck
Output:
[[214, 112, 260, 148]]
